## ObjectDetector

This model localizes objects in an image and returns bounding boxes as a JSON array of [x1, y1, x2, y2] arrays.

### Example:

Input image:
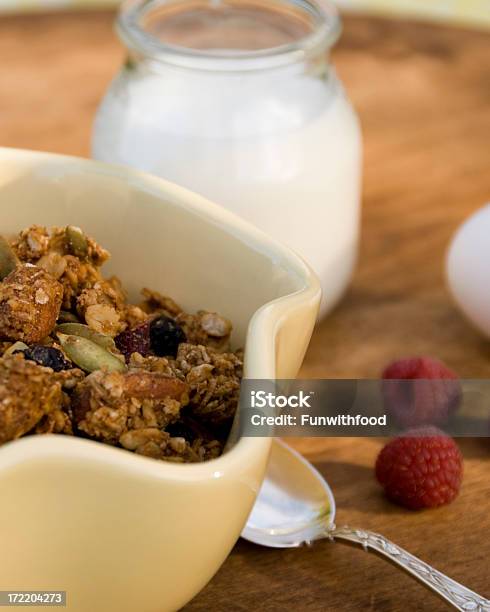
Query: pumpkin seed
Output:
[[0, 236, 19, 280], [3, 341, 29, 357], [65, 226, 88, 258], [56, 323, 116, 351], [57, 333, 126, 373]]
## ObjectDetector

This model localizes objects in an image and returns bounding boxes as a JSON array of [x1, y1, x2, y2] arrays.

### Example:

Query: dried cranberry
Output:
[[20, 345, 72, 372], [115, 321, 151, 362], [150, 316, 186, 358]]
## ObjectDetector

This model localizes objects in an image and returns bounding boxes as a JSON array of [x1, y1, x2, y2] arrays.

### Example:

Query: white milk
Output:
[[92, 66, 362, 316]]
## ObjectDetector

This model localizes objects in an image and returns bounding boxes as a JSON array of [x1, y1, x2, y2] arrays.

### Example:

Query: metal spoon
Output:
[[242, 440, 490, 611]]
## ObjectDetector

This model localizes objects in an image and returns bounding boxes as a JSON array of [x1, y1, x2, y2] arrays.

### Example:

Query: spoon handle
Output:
[[329, 525, 490, 611]]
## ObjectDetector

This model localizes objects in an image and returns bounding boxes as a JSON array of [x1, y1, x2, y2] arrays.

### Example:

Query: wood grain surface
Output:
[[0, 10, 489, 611]]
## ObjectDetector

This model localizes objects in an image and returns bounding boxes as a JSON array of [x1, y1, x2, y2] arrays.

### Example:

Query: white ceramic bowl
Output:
[[0, 148, 321, 612]]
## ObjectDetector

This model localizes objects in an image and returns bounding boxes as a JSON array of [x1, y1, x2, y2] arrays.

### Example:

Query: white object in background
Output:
[[92, 0, 362, 318], [447, 203, 490, 337]]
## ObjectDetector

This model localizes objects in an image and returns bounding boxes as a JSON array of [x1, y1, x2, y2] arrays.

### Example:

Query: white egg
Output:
[[447, 203, 490, 337]]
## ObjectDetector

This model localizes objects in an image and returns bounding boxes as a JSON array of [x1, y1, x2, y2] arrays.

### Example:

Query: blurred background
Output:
[[0, 0, 488, 29]]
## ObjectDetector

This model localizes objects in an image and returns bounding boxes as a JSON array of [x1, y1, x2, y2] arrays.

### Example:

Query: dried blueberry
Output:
[[150, 316, 186, 358], [20, 345, 72, 372], [115, 321, 151, 362]]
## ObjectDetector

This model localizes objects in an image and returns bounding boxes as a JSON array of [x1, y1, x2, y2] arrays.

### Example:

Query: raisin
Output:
[[150, 316, 186, 358], [20, 345, 72, 372], [115, 321, 151, 362]]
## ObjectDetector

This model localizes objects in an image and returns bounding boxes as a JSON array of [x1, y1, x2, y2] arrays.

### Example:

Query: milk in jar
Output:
[[92, 0, 362, 316]]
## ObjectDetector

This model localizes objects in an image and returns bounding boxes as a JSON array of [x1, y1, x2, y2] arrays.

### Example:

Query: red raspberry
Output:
[[382, 356, 461, 428], [375, 427, 463, 510]]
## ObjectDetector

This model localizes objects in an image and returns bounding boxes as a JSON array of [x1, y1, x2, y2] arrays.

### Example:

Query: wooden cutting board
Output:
[[0, 10, 489, 610]]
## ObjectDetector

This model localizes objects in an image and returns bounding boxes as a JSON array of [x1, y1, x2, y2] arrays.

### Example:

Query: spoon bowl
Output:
[[242, 439, 335, 548]]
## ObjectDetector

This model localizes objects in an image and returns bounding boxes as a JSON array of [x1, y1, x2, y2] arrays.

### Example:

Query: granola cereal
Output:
[[0, 265, 63, 343], [176, 311, 233, 352], [12, 225, 108, 310], [140, 288, 182, 318], [175, 343, 242, 424], [0, 355, 64, 443], [0, 224, 242, 463], [71, 369, 189, 444], [76, 278, 128, 336]]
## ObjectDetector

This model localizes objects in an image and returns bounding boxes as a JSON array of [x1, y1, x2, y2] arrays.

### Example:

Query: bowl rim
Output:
[[0, 147, 321, 479]]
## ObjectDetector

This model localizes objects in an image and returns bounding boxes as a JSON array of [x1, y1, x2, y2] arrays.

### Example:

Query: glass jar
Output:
[[92, 0, 362, 317]]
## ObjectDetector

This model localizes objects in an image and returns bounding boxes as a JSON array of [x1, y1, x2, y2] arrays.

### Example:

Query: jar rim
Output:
[[117, 0, 341, 71]]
